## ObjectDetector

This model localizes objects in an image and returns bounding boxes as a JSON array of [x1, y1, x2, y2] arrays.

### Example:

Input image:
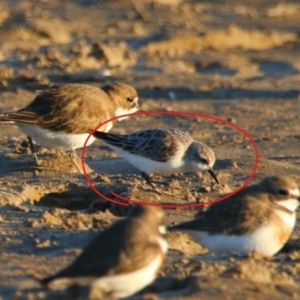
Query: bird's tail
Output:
[[92, 130, 127, 147], [91, 130, 108, 140], [39, 275, 55, 286], [0, 112, 36, 124], [0, 114, 11, 122]]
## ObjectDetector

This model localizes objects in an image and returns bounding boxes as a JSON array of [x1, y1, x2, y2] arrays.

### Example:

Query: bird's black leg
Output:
[[27, 136, 40, 166], [141, 172, 164, 195], [140, 172, 184, 198], [141, 172, 156, 189], [142, 172, 182, 190]]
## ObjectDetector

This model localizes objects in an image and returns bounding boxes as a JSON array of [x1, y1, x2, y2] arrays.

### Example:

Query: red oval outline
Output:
[[81, 111, 259, 209]]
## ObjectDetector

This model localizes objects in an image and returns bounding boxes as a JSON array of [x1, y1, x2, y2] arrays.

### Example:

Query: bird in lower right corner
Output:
[[40, 205, 168, 299], [170, 176, 300, 256]]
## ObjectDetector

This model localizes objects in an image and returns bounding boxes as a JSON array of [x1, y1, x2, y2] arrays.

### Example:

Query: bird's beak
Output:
[[208, 168, 219, 184]]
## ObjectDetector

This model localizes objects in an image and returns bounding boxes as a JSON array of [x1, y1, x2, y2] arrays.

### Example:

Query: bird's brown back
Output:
[[1, 84, 117, 134]]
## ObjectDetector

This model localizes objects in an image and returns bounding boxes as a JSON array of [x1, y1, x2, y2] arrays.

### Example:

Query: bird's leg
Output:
[[68, 150, 83, 173], [141, 172, 183, 190], [141, 172, 156, 189], [140, 172, 186, 199], [27, 136, 41, 166], [141, 172, 162, 194], [141, 172, 181, 190]]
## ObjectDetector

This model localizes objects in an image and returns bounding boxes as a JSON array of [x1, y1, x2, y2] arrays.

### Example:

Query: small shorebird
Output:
[[92, 128, 219, 189], [170, 176, 300, 256], [40, 205, 168, 298], [0, 82, 141, 172]]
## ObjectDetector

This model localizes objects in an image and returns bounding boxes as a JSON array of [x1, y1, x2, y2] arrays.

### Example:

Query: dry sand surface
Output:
[[0, 0, 300, 299]]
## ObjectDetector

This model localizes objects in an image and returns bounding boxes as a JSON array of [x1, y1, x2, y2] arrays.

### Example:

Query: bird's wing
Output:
[[172, 194, 272, 235], [93, 128, 187, 162], [2, 84, 115, 134]]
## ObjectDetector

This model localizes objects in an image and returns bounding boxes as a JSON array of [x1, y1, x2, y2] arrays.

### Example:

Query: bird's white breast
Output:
[[276, 198, 300, 213], [156, 236, 168, 254], [186, 222, 288, 257], [92, 253, 163, 298], [274, 197, 298, 230], [274, 209, 296, 230], [17, 123, 95, 151], [115, 107, 139, 121], [107, 145, 187, 175]]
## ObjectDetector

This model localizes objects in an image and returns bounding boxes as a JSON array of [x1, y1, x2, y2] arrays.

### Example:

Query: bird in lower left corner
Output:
[[40, 205, 168, 299]]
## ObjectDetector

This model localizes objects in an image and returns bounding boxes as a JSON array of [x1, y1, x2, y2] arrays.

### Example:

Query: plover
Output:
[[92, 128, 219, 189], [40, 205, 168, 298], [170, 176, 300, 256], [0, 82, 140, 172]]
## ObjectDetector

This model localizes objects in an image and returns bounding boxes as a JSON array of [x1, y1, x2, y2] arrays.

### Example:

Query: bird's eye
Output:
[[200, 158, 208, 164], [278, 189, 289, 196], [126, 97, 134, 102]]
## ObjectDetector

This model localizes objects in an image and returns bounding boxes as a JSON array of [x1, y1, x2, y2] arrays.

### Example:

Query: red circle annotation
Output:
[[81, 110, 259, 209]]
